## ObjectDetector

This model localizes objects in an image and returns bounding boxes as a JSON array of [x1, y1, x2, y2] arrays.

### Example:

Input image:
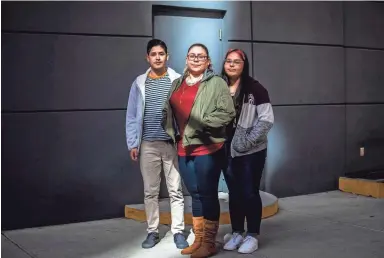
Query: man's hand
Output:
[[130, 148, 139, 161]]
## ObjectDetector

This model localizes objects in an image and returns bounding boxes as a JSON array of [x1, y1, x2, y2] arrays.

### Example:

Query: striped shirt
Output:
[[142, 73, 172, 141]]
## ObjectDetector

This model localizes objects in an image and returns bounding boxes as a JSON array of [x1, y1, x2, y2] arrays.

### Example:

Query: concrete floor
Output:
[[2, 191, 384, 258]]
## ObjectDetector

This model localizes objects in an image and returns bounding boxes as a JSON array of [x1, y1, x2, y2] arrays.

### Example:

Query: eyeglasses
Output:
[[225, 59, 244, 65], [187, 54, 208, 61]]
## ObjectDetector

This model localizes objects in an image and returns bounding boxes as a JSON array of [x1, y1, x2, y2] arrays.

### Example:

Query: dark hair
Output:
[[147, 39, 168, 55], [221, 49, 250, 112], [187, 43, 213, 70], [221, 48, 250, 84]]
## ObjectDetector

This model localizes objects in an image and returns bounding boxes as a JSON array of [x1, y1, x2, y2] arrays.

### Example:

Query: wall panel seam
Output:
[[229, 39, 384, 51], [2, 30, 152, 38], [2, 108, 128, 114]]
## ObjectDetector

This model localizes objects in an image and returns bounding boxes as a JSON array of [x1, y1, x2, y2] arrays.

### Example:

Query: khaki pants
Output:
[[139, 140, 184, 234]]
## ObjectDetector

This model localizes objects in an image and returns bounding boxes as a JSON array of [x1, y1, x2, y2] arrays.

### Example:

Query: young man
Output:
[[125, 39, 188, 249]]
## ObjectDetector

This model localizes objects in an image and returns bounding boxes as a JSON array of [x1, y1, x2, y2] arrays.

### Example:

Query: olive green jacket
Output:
[[162, 69, 236, 147]]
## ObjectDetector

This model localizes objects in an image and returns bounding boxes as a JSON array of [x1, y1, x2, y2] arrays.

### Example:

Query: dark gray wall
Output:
[[2, 1, 384, 230], [253, 1, 384, 197]]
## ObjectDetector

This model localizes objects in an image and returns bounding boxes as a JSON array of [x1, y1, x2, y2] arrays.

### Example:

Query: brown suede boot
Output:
[[190, 219, 219, 258], [181, 217, 204, 255]]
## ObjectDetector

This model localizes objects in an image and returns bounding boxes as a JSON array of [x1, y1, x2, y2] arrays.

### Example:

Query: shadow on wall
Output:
[[1, 110, 143, 230]]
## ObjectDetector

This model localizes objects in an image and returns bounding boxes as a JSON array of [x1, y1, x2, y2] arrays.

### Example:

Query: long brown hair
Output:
[[221, 48, 250, 115]]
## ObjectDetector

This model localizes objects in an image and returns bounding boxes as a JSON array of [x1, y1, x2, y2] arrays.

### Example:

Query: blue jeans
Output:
[[178, 148, 225, 221], [223, 147, 267, 234]]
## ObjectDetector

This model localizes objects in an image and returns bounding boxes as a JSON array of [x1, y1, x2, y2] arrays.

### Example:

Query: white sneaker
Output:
[[223, 233, 232, 244], [223, 232, 244, 251], [238, 235, 258, 254]]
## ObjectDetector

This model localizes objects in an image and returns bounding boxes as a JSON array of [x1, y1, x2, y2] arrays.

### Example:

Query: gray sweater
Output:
[[231, 77, 274, 157]]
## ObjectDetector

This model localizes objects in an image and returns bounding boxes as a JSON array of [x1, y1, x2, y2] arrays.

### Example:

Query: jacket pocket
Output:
[[232, 126, 253, 153]]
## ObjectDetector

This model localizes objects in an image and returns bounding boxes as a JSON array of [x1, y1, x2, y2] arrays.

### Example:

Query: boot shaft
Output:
[[190, 219, 220, 258], [192, 216, 204, 238], [202, 219, 219, 245]]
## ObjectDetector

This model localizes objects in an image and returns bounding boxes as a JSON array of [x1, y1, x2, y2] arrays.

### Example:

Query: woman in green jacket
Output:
[[162, 43, 235, 258]]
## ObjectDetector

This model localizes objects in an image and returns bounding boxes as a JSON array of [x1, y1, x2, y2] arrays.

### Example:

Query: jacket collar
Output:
[[136, 67, 180, 90]]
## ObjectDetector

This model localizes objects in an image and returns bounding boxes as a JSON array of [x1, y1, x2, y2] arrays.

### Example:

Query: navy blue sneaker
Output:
[[142, 232, 160, 249], [174, 232, 189, 249]]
